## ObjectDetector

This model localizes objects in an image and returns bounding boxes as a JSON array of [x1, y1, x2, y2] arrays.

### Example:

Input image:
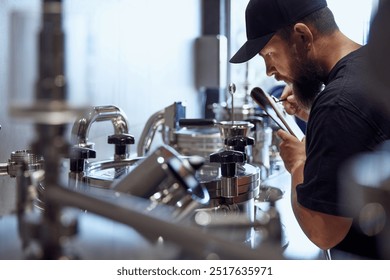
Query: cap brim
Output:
[[229, 33, 275, 64]]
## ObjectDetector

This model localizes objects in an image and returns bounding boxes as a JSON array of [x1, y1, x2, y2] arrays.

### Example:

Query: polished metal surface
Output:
[[71, 105, 130, 151], [84, 158, 141, 188], [0, 191, 283, 260], [112, 146, 210, 218], [137, 109, 165, 156], [137, 102, 185, 157], [173, 127, 223, 158], [197, 162, 260, 204], [78, 144, 211, 223], [0, 164, 8, 176], [218, 120, 254, 140], [0, 150, 44, 178], [0, 209, 184, 260]]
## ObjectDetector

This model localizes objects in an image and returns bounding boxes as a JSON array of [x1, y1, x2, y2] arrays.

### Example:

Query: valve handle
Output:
[[69, 146, 96, 172], [108, 134, 135, 156], [209, 150, 246, 177], [225, 136, 254, 153]]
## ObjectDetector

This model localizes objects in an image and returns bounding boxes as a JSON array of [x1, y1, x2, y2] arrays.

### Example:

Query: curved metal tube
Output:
[[137, 109, 165, 156], [71, 105, 129, 147], [137, 102, 186, 157]]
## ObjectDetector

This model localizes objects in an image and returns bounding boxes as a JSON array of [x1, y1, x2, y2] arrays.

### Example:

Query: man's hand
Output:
[[280, 85, 310, 122], [276, 129, 306, 174]]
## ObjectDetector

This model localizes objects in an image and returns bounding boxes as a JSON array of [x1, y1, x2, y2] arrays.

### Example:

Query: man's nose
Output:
[[265, 64, 277, 77]]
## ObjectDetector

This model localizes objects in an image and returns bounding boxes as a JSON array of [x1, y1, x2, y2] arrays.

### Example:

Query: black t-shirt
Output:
[[296, 46, 390, 259]]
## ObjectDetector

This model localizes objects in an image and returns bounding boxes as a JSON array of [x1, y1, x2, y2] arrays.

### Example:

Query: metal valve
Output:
[[107, 133, 135, 159], [209, 150, 246, 177], [209, 150, 246, 198], [69, 146, 96, 173], [225, 136, 254, 154], [0, 150, 44, 178]]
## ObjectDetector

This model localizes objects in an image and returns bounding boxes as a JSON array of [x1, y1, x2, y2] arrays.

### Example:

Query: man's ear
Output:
[[292, 23, 314, 51]]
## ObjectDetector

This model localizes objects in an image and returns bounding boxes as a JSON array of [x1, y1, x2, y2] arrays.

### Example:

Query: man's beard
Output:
[[291, 57, 324, 111]]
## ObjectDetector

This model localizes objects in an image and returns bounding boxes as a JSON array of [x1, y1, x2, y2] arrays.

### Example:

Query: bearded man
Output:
[[230, 0, 390, 259]]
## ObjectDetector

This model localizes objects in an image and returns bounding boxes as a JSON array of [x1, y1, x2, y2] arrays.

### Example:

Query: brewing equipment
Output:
[[137, 102, 223, 158], [63, 97, 285, 252], [68, 105, 134, 187], [0, 150, 43, 178], [70, 105, 132, 160], [131, 103, 261, 222], [127, 94, 286, 247], [111, 145, 210, 221], [0, 0, 286, 261]]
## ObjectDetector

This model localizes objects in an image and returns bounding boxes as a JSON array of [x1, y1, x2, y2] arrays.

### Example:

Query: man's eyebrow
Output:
[[259, 49, 267, 57]]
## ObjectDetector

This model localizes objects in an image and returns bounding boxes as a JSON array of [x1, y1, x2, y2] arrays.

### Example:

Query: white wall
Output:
[[63, 0, 203, 159], [327, 0, 375, 44], [0, 0, 202, 162]]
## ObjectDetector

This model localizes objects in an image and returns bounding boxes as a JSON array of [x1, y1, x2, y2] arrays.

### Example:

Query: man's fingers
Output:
[[280, 85, 293, 100], [284, 102, 297, 115], [276, 129, 289, 140]]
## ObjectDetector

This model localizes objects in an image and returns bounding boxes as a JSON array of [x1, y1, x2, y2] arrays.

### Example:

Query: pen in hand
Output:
[[272, 96, 288, 103]]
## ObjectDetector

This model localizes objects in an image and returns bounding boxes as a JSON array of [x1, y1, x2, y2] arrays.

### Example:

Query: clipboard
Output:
[[250, 87, 305, 141]]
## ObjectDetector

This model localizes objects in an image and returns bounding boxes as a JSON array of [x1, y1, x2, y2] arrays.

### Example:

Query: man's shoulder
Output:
[[318, 47, 369, 106], [328, 45, 368, 80]]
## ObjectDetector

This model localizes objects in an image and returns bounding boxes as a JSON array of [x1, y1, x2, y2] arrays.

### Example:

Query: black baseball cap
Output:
[[230, 0, 328, 64]]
